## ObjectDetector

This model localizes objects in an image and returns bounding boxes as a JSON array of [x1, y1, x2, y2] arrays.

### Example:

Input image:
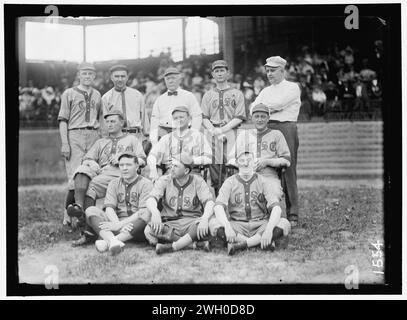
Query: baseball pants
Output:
[[230, 217, 291, 238]]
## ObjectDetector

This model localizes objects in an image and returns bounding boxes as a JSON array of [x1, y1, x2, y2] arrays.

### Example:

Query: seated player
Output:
[[67, 110, 146, 246], [144, 152, 224, 254], [84, 151, 153, 255], [214, 150, 291, 255], [147, 106, 212, 181], [230, 103, 291, 201]]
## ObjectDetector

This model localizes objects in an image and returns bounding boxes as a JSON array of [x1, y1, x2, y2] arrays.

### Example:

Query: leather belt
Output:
[[69, 127, 97, 131]]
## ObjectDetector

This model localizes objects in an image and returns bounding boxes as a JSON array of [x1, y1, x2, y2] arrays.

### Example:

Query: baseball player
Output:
[[147, 105, 212, 181], [214, 150, 291, 255], [250, 56, 301, 227], [201, 60, 246, 196], [84, 151, 153, 255], [101, 64, 150, 153], [67, 110, 146, 246], [144, 153, 223, 255], [231, 103, 291, 200], [58, 62, 102, 225], [149, 67, 202, 146]]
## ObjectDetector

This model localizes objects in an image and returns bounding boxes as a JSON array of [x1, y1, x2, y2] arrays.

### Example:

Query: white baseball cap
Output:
[[264, 56, 287, 68]]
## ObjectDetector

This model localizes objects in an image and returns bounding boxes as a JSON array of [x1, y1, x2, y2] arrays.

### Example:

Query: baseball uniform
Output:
[[232, 127, 291, 199], [86, 175, 153, 228], [58, 86, 102, 190], [74, 133, 146, 201], [215, 173, 284, 237], [147, 174, 214, 240], [149, 128, 212, 172], [201, 86, 246, 191]]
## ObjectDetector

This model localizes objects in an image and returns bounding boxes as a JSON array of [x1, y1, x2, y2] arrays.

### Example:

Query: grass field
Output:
[[18, 179, 384, 285]]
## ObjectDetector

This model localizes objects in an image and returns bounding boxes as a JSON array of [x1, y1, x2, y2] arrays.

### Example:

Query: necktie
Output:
[[120, 90, 127, 127], [168, 91, 178, 96]]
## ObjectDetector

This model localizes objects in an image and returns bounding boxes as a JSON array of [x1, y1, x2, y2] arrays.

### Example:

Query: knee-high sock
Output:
[[128, 218, 147, 242], [246, 234, 261, 248], [99, 230, 116, 244], [272, 226, 284, 241], [74, 173, 90, 208], [84, 196, 95, 211], [172, 234, 193, 251], [65, 190, 75, 209]]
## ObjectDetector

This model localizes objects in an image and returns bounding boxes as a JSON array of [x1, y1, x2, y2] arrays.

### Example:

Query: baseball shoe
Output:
[[71, 230, 97, 247], [209, 227, 227, 248], [192, 240, 211, 252], [95, 240, 109, 253], [156, 243, 174, 255], [227, 242, 247, 256], [275, 235, 289, 250], [67, 203, 85, 218], [109, 239, 125, 256]]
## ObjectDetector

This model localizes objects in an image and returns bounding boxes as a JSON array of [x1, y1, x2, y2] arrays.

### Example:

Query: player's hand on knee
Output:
[[225, 224, 236, 243], [260, 228, 274, 249], [197, 218, 209, 240], [61, 143, 71, 160], [150, 212, 162, 234]]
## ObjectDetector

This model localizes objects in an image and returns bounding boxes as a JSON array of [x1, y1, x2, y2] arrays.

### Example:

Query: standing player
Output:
[[84, 152, 153, 255], [214, 151, 291, 255], [58, 62, 102, 226], [67, 110, 146, 246], [149, 67, 202, 146], [101, 65, 148, 144], [144, 153, 223, 255], [201, 60, 246, 196], [231, 103, 291, 201], [147, 106, 212, 181], [251, 56, 301, 227]]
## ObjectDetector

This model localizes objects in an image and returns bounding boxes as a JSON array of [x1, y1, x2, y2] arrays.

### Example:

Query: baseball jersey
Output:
[[149, 174, 213, 220], [104, 175, 153, 219], [101, 86, 145, 129], [58, 87, 102, 129], [251, 79, 301, 122], [233, 128, 291, 178], [149, 129, 212, 167], [201, 87, 246, 125], [215, 173, 280, 222], [83, 133, 146, 171], [150, 88, 202, 141]]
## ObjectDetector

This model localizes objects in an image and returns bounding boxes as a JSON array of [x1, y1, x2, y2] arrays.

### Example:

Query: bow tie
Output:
[[168, 91, 178, 96]]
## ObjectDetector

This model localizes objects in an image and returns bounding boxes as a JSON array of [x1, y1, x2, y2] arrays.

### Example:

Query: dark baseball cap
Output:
[[164, 67, 181, 77], [104, 110, 124, 120], [78, 62, 96, 72], [251, 103, 270, 115], [109, 64, 129, 74], [171, 106, 190, 115], [212, 60, 228, 71]]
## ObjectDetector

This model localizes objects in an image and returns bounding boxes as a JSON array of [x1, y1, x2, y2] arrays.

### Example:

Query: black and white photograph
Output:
[[3, 1, 402, 297]]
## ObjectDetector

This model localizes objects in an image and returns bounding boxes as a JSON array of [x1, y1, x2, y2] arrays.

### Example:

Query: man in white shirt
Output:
[[149, 67, 203, 145], [101, 64, 148, 141], [251, 56, 301, 228]]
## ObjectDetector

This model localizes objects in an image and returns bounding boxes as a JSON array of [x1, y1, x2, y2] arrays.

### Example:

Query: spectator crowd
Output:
[[19, 41, 383, 127]]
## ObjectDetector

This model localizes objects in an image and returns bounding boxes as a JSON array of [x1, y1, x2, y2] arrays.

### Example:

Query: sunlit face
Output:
[[111, 70, 129, 90], [105, 115, 124, 134], [78, 70, 96, 86], [236, 152, 255, 169], [164, 74, 181, 91], [172, 111, 190, 130], [252, 112, 269, 131], [119, 156, 139, 180], [211, 67, 229, 83], [170, 159, 189, 179], [266, 66, 284, 85]]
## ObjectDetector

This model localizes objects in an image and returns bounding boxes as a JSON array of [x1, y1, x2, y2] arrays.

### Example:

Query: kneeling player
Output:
[[84, 152, 153, 255], [144, 153, 223, 254], [214, 151, 291, 255]]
